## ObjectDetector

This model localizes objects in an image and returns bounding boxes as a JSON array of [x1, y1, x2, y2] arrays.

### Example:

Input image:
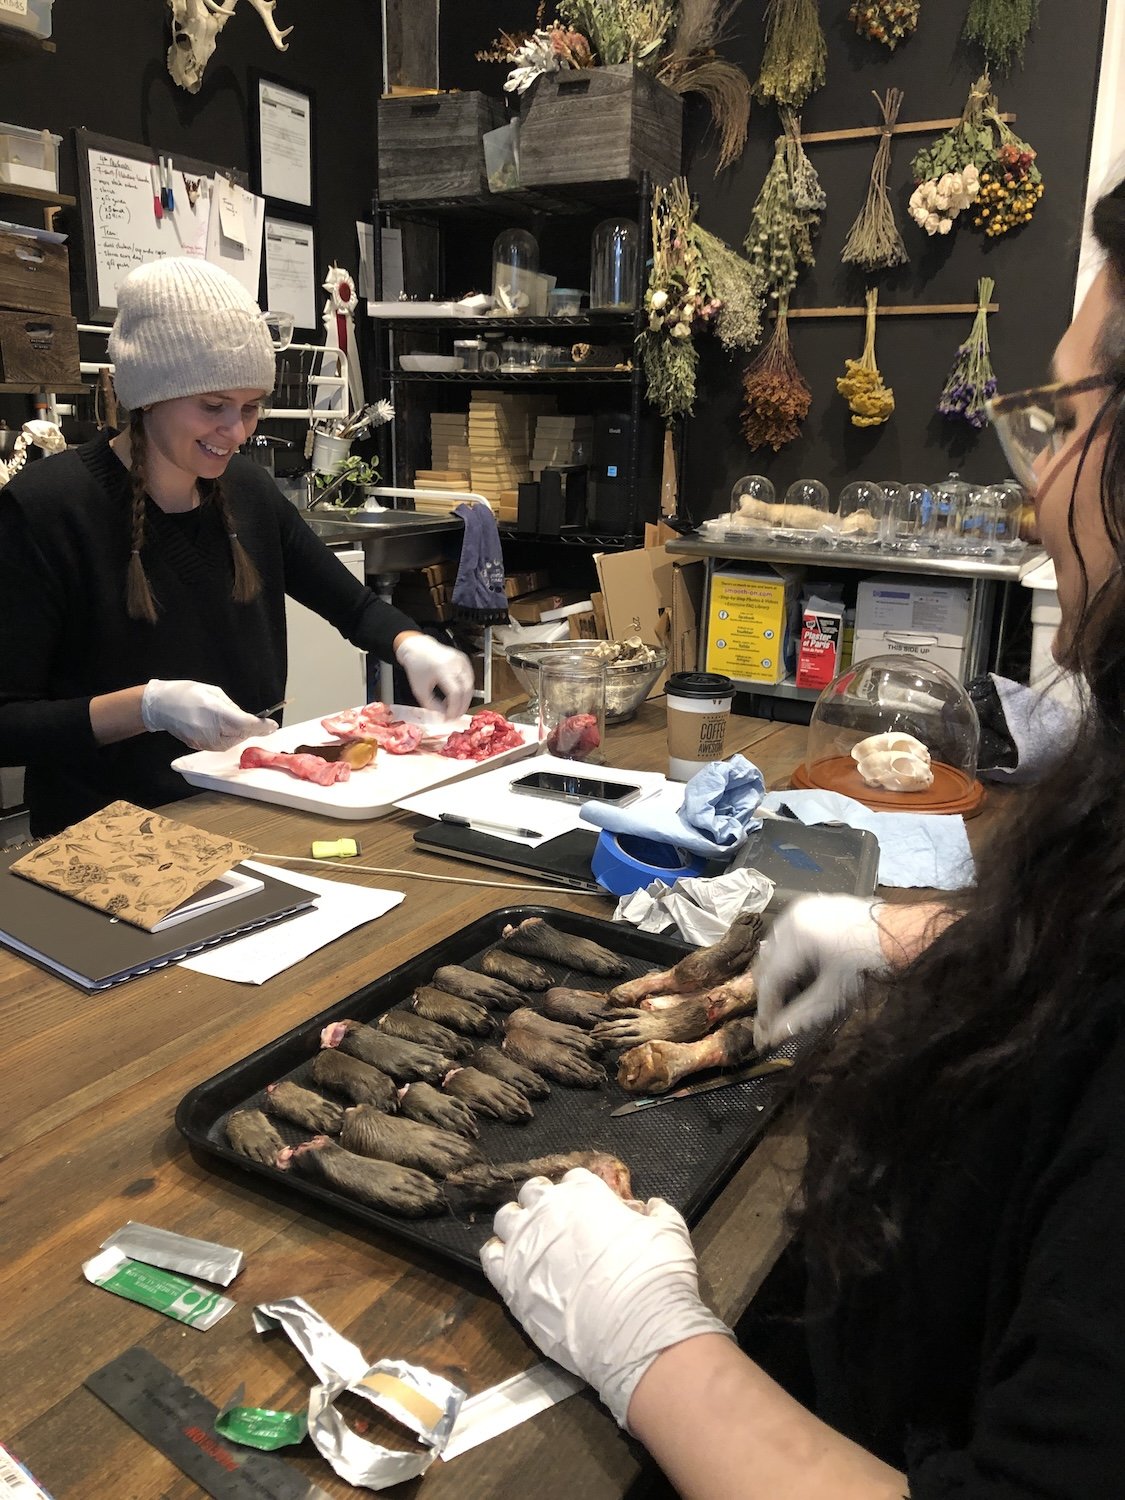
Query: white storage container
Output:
[[0, 0, 53, 39], [0, 122, 61, 192], [853, 577, 973, 681]]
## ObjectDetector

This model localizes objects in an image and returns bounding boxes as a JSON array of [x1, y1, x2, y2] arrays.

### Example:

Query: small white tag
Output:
[[216, 175, 247, 249], [0, 0, 30, 15]]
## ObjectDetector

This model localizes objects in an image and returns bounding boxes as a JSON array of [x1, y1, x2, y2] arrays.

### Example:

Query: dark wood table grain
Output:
[[0, 702, 1009, 1498]]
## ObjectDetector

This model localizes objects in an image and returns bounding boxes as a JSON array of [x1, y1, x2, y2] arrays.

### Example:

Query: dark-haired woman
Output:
[[483, 181, 1125, 1499], [0, 257, 473, 836]]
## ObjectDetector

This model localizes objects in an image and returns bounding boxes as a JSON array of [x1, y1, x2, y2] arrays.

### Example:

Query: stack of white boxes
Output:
[[530, 413, 592, 480], [414, 413, 472, 505], [468, 392, 556, 517], [852, 578, 973, 680]]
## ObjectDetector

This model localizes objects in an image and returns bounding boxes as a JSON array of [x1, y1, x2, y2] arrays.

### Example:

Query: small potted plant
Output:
[[312, 453, 381, 508]]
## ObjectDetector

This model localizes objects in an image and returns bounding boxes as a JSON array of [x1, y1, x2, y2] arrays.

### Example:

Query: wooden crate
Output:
[[518, 64, 682, 189], [378, 92, 506, 202], [0, 310, 79, 384], [0, 232, 71, 316]]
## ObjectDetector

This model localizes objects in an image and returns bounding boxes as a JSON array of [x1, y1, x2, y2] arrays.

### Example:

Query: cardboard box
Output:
[[850, 628, 966, 680], [508, 588, 588, 625], [671, 559, 705, 675], [795, 601, 844, 690], [705, 567, 801, 684], [504, 569, 549, 601], [853, 578, 971, 681], [568, 609, 600, 640]]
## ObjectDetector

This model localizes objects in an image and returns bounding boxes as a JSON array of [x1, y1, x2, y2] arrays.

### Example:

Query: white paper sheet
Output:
[[180, 861, 403, 983], [263, 216, 317, 329], [204, 175, 265, 299], [396, 755, 666, 846], [257, 77, 312, 207]]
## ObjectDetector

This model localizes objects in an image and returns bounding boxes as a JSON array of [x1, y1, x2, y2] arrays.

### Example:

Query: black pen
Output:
[[439, 812, 542, 839]]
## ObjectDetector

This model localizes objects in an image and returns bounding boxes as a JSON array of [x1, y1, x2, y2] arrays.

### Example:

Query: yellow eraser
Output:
[[311, 838, 359, 859]]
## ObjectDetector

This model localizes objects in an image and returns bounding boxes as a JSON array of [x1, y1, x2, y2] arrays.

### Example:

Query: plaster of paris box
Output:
[[796, 601, 844, 690], [705, 567, 801, 685]]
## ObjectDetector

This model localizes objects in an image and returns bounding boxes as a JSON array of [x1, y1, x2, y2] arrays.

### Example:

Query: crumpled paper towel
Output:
[[613, 867, 775, 945], [583, 755, 766, 859]]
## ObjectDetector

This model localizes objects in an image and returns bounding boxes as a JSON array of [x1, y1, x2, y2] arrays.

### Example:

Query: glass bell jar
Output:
[[793, 653, 983, 815], [957, 484, 1004, 555], [887, 481, 935, 553], [492, 227, 540, 315], [931, 472, 973, 553], [781, 478, 831, 543], [590, 218, 639, 311], [836, 481, 886, 549], [725, 474, 778, 535]]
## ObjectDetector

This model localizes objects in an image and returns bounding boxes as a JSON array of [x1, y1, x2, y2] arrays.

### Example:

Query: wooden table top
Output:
[[0, 703, 1006, 1499]]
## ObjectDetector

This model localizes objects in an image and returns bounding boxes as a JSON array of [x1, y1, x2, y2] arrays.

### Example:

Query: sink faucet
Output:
[[305, 468, 353, 511]]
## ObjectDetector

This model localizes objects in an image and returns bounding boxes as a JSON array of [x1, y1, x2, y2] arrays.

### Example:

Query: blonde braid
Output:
[[212, 476, 262, 604], [124, 411, 159, 623]]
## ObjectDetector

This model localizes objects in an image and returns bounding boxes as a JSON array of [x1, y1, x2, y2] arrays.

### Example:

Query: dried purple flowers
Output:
[[937, 277, 997, 428]]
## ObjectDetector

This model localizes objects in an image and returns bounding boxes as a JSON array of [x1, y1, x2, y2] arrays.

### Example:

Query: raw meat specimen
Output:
[[226, 1108, 286, 1165], [445, 1152, 634, 1212], [545, 712, 600, 760], [593, 999, 710, 1050], [321, 1019, 451, 1084], [310, 1048, 399, 1110], [443, 1066, 533, 1123], [320, 702, 423, 755], [265, 1080, 344, 1134], [617, 1018, 758, 1095], [481, 947, 551, 991], [377, 1008, 474, 1059], [284, 1136, 444, 1216], [410, 986, 493, 1036], [500, 917, 628, 978], [540, 987, 612, 1028], [439, 710, 524, 761], [608, 912, 763, 1007], [239, 746, 351, 785], [397, 1081, 479, 1139], [431, 964, 526, 1012], [504, 1008, 603, 1088], [339, 1105, 481, 1175], [469, 1044, 551, 1101], [705, 971, 757, 1025]]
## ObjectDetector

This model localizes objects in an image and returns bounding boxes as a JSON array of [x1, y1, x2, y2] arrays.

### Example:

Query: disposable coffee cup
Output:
[[665, 671, 734, 781]]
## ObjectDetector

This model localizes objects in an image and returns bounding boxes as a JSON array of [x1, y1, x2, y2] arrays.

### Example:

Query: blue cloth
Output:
[[983, 674, 1082, 784], [582, 754, 765, 860], [760, 789, 974, 890], [451, 502, 508, 622]]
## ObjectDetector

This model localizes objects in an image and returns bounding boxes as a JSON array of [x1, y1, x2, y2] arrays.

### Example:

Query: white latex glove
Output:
[[752, 894, 887, 1052], [395, 634, 475, 717], [480, 1168, 732, 1430], [141, 679, 277, 752]]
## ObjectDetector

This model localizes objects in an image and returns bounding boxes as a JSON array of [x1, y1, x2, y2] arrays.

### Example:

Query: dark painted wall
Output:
[[440, 3, 1107, 521]]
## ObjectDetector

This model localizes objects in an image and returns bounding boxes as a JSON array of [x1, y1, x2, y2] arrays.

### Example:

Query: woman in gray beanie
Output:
[[0, 256, 474, 835]]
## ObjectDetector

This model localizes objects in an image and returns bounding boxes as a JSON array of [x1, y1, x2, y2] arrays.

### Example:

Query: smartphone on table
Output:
[[509, 770, 643, 806]]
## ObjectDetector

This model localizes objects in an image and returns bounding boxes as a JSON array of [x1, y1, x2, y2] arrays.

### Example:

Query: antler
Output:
[[200, 0, 240, 16], [244, 0, 292, 49]]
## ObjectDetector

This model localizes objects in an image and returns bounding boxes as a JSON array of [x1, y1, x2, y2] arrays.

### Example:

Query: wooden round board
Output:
[[790, 756, 985, 817]]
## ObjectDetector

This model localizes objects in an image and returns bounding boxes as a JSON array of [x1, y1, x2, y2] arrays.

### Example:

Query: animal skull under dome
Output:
[[167, 0, 293, 94]]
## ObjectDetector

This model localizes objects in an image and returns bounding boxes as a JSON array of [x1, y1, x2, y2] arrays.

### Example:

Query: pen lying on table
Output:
[[439, 812, 543, 840]]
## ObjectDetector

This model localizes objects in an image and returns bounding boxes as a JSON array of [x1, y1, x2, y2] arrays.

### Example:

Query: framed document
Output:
[[252, 73, 314, 210], [264, 215, 318, 331]]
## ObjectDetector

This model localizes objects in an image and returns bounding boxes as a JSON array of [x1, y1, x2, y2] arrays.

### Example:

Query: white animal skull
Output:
[[166, 0, 292, 94], [850, 731, 935, 793]]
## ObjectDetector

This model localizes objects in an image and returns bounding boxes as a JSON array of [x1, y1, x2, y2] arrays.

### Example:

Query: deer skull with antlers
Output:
[[167, 0, 293, 94]]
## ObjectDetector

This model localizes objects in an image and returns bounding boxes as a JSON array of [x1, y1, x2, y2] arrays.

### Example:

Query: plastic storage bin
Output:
[[0, 123, 61, 193], [0, 0, 52, 39]]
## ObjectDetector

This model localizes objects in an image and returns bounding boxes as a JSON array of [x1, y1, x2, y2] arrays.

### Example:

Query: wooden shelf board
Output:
[[0, 381, 90, 394], [800, 113, 1014, 145], [0, 183, 75, 207], [776, 303, 999, 319]]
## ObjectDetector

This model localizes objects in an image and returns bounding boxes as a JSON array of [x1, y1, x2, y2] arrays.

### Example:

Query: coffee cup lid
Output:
[[666, 671, 734, 701]]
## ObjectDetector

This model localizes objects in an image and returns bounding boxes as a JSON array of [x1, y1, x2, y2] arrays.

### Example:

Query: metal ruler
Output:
[[84, 1347, 331, 1500]]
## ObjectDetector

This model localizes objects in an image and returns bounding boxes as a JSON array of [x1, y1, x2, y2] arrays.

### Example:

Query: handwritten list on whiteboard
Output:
[[87, 148, 212, 310]]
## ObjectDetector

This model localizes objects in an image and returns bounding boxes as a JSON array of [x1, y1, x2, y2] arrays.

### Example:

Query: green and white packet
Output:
[[82, 1247, 234, 1330], [215, 1384, 307, 1451]]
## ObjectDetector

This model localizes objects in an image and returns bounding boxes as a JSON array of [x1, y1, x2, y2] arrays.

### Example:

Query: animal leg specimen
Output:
[[608, 912, 763, 1006], [617, 1018, 757, 1094]]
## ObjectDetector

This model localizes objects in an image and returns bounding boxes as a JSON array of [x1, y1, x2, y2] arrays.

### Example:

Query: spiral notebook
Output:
[[0, 847, 317, 991]]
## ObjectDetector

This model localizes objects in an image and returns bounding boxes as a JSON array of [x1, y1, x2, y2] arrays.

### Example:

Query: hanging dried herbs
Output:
[[937, 278, 997, 427], [841, 88, 909, 271], [557, 0, 677, 64], [641, 177, 718, 419], [837, 289, 895, 427], [754, 0, 827, 110], [695, 227, 766, 352], [971, 106, 1043, 237], [849, 0, 920, 50], [740, 296, 812, 451], [743, 110, 825, 299], [658, 0, 754, 172], [963, 0, 1039, 72]]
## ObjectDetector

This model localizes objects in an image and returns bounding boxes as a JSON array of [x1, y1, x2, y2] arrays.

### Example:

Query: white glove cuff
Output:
[[140, 679, 163, 734], [600, 1309, 734, 1430]]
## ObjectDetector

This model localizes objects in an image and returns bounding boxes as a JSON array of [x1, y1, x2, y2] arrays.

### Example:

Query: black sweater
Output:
[[804, 997, 1125, 1498], [0, 434, 416, 834]]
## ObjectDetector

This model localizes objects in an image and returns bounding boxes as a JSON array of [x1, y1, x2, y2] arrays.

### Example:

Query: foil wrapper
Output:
[[253, 1297, 465, 1491], [100, 1222, 244, 1287]]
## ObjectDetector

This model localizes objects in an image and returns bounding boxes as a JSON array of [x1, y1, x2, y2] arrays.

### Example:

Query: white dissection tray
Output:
[[172, 705, 540, 820]]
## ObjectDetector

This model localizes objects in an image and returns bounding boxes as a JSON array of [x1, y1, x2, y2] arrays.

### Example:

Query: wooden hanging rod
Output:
[[800, 113, 1015, 145], [773, 303, 999, 318]]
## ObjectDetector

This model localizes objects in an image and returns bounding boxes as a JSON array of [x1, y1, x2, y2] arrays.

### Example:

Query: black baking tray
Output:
[[176, 906, 808, 1274]]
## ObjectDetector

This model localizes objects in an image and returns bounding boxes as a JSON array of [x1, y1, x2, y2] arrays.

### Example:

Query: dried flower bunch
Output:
[[657, 0, 753, 171], [963, 0, 1039, 73], [972, 122, 1043, 237], [741, 296, 812, 451], [841, 89, 909, 272], [937, 277, 997, 428], [558, 0, 676, 63], [849, 0, 920, 50], [754, 0, 827, 110], [477, 13, 595, 93], [642, 177, 719, 418], [837, 289, 895, 427], [744, 110, 825, 299], [695, 227, 766, 352]]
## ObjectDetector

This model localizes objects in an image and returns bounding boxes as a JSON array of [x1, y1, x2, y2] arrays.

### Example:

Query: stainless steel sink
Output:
[[304, 508, 463, 574]]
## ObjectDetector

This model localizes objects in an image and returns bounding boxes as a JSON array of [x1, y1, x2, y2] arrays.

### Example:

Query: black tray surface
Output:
[[176, 906, 805, 1274]]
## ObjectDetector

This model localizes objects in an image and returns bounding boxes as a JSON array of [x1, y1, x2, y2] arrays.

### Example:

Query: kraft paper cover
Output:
[[11, 800, 254, 931]]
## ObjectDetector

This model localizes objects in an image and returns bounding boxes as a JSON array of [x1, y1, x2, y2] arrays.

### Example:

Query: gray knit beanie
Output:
[[108, 257, 276, 412]]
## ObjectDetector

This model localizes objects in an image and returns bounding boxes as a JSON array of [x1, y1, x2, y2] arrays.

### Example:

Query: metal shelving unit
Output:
[[391, 368, 633, 384]]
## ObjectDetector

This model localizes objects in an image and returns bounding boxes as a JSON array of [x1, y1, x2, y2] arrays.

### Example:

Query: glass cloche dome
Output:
[[794, 654, 982, 814]]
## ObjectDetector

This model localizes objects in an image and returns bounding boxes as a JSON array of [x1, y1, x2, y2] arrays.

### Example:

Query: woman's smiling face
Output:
[[144, 389, 267, 484]]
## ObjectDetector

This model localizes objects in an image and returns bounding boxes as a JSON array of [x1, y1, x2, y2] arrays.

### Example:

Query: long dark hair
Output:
[[797, 178, 1125, 1290], [125, 409, 262, 623]]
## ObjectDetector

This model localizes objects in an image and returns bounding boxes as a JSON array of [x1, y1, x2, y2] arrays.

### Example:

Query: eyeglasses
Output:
[[986, 374, 1119, 494]]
